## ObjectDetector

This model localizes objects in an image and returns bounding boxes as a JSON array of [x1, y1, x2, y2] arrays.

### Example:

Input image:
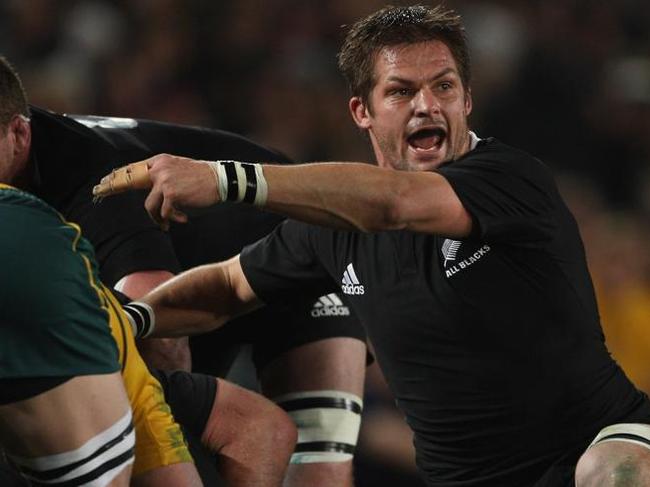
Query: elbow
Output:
[[375, 183, 411, 231], [384, 194, 410, 230], [353, 195, 408, 233], [342, 173, 413, 233]]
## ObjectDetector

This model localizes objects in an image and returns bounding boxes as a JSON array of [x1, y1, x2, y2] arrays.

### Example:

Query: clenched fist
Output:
[[93, 154, 220, 230]]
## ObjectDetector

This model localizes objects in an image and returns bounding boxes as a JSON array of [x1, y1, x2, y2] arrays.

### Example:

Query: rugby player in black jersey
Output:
[[101, 5, 650, 486], [0, 56, 367, 486]]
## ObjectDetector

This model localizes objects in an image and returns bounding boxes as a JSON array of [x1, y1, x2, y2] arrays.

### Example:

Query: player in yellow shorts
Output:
[[102, 284, 195, 478]]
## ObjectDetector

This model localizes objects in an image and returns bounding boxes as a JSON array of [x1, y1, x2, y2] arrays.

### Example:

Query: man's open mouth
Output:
[[407, 127, 446, 151]]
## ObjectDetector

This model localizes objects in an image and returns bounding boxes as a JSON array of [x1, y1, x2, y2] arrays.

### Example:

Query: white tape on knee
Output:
[[590, 423, 650, 451], [8, 409, 135, 486], [274, 390, 363, 464]]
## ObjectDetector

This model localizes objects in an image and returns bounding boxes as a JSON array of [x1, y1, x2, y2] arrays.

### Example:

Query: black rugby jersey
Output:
[[28, 105, 293, 282], [27, 106, 365, 372], [240, 138, 650, 486]]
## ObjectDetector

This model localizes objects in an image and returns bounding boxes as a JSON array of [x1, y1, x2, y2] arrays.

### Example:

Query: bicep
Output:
[[226, 255, 262, 310]]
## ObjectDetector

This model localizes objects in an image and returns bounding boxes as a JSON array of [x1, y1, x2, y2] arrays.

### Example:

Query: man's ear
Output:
[[464, 88, 473, 117], [12, 115, 31, 157], [349, 97, 372, 130]]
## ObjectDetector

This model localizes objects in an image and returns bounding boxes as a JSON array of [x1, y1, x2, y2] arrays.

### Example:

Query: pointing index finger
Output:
[[92, 160, 152, 200]]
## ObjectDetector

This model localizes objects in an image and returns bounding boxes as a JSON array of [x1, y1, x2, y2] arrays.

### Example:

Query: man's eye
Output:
[[439, 81, 453, 91], [391, 88, 413, 96]]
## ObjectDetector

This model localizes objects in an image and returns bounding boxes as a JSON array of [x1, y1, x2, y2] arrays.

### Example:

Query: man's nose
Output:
[[413, 88, 440, 116]]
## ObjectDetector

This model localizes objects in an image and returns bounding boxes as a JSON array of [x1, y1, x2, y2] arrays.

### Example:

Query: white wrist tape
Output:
[[122, 301, 156, 338], [205, 160, 268, 206], [274, 390, 363, 464]]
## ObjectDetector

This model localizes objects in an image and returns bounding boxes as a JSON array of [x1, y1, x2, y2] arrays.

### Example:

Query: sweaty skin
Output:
[[350, 40, 472, 172]]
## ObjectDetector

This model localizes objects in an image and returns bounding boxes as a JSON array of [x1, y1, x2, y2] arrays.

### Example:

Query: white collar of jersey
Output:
[[468, 131, 481, 151]]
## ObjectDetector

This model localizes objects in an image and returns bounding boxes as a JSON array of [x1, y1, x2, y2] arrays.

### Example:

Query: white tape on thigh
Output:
[[274, 390, 363, 464], [9, 409, 135, 486], [590, 423, 650, 451]]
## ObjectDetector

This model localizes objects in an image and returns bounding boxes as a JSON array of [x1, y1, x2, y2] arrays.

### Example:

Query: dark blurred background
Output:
[[2, 1, 649, 485]]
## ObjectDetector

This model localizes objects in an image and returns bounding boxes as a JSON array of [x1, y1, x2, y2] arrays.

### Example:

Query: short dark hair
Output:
[[337, 5, 470, 103], [0, 56, 29, 128]]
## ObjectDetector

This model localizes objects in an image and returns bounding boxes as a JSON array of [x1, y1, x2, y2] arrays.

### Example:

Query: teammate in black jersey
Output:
[[0, 55, 367, 486], [100, 5, 650, 487]]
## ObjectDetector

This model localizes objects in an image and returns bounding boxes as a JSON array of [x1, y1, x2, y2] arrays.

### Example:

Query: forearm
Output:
[[262, 162, 406, 232], [262, 162, 470, 236], [139, 258, 262, 338], [117, 270, 192, 370]]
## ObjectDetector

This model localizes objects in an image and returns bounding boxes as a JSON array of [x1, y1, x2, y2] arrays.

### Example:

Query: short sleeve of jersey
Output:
[[0, 188, 119, 377], [437, 139, 558, 245], [239, 220, 334, 304]]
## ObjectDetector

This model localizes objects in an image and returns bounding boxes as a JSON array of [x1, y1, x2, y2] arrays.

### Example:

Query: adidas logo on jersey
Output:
[[341, 263, 365, 295], [311, 293, 350, 317]]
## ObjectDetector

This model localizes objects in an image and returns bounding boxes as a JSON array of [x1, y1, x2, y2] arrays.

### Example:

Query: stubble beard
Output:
[[374, 132, 411, 171]]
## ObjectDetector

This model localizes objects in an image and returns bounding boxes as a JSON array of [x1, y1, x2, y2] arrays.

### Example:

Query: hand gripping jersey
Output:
[[238, 138, 650, 486], [0, 185, 191, 476]]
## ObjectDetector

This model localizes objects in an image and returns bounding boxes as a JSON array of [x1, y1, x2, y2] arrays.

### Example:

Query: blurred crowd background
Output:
[[2, 0, 649, 485]]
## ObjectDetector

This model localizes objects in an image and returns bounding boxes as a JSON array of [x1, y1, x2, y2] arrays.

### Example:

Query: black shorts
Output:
[[0, 377, 72, 405], [532, 454, 576, 487], [190, 293, 366, 376], [150, 368, 225, 486], [149, 368, 217, 437], [0, 455, 27, 487]]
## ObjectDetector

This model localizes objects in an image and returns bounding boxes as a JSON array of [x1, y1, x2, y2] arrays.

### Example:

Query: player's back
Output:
[[28, 106, 290, 284]]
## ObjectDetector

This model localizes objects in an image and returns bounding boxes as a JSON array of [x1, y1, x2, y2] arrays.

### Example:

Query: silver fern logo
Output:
[[441, 239, 462, 268]]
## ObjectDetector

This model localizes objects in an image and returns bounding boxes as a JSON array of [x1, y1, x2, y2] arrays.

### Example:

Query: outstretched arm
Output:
[[263, 162, 471, 237], [133, 255, 262, 338], [94, 154, 472, 237]]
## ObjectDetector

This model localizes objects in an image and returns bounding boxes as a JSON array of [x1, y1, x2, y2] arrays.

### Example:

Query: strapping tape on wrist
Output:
[[122, 302, 155, 338], [205, 160, 268, 206]]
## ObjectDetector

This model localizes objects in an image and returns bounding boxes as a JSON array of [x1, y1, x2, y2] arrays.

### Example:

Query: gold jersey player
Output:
[[0, 183, 195, 486]]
